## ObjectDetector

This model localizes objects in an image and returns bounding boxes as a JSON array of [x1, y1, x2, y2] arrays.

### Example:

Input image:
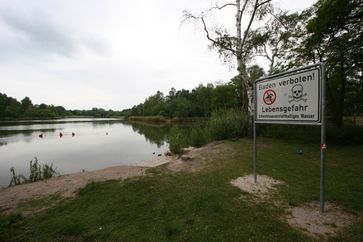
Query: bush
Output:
[[207, 109, 246, 140]]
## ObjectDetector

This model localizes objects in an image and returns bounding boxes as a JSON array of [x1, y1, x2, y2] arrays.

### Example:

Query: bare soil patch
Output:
[[166, 141, 231, 172], [136, 154, 177, 167], [230, 174, 283, 197], [286, 201, 356, 239]]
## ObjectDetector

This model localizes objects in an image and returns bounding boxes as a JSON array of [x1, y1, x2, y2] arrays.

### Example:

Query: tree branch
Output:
[[257, 0, 271, 8], [241, 0, 271, 51], [200, 17, 237, 55], [212, 3, 237, 10], [182, 10, 236, 55], [268, 10, 290, 30], [239, 0, 250, 24], [263, 44, 272, 62]]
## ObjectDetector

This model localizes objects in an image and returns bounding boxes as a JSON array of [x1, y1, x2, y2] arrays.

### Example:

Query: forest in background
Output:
[[0, 93, 121, 120]]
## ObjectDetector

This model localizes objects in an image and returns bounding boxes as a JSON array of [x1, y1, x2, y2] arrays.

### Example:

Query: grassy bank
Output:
[[1, 138, 362, 241]]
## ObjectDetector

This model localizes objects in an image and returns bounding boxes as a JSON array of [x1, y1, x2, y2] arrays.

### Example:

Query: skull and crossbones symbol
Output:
[[288, 84, 307, 103]]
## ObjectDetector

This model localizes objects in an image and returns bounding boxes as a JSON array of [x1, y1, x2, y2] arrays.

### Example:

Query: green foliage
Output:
[[208, 109, 247, 141], [212, 84, 239, 110], [0, 213, 23, 240]]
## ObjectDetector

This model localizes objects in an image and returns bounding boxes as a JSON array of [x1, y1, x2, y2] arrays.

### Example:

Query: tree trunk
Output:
[[237, 60, 253, 136], [235, 0, 254, 136]]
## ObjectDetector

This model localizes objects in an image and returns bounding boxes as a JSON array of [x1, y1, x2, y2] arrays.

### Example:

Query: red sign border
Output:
[[263, 89, 276, 105]]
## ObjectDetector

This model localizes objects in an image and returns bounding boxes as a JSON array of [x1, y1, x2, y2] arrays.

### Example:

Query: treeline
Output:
[[122, 66, 264, 119], [0, 93, 121, 120], [122, 84, 235, 118]]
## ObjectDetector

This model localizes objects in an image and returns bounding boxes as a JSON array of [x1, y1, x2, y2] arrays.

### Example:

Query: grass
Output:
[[1, 138, 362, 241], [16, 194, 63, 215]]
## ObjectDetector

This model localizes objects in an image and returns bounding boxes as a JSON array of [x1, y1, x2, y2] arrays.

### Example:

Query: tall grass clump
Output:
[[190, 126, 210, 147], [207, 109, 246, 140], [167, 127, 188, 155], [29, 157, 58, 181], [8, 167, 27, 186]]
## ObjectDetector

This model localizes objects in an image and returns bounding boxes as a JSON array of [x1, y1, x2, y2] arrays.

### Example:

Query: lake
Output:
[[0, 118, 181, 188]]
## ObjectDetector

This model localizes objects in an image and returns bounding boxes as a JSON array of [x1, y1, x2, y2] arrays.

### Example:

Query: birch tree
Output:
[[183, 0, 272, 132]]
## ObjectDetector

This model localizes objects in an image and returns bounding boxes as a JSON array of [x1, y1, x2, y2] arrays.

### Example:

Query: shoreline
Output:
[[0, 141, 226, 214], [0, 155, 177, 213]]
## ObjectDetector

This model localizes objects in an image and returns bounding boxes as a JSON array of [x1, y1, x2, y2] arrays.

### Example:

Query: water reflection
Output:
[[128, 122, 171, 147], [0, 129, 57, 138]]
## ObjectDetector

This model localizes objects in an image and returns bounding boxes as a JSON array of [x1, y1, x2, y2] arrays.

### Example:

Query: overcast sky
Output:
[[0, 0, 316, 110]]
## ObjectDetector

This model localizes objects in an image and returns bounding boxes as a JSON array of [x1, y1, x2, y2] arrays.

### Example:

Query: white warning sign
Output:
[[255, 67, 322, 124]]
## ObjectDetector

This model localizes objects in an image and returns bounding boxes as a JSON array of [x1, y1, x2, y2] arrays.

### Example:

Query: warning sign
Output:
[[263, 89, 276, 105], [255, 66, 322, 124]]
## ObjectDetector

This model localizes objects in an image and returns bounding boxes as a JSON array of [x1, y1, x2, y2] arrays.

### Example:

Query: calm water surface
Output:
[[0, 118, 173, 187]]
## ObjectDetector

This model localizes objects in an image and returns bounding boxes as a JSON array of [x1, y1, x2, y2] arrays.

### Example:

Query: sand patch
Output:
[[166, 141, 231, 172], [230, 174, 282, 197], [286, 201, 356, 239], [135, 154, 177, 167]]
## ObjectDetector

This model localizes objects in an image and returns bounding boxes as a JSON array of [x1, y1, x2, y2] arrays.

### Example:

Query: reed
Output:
[[8, 157, 58, 187]]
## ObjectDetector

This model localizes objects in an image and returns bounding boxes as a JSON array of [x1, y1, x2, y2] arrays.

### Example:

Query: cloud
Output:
[[0, 8, 111, 61], [80, 36, 111, 55], [0, 9, 78, 57]]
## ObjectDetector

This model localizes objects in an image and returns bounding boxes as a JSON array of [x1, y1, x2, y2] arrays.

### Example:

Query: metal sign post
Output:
[[253, 63, 326, 214]]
